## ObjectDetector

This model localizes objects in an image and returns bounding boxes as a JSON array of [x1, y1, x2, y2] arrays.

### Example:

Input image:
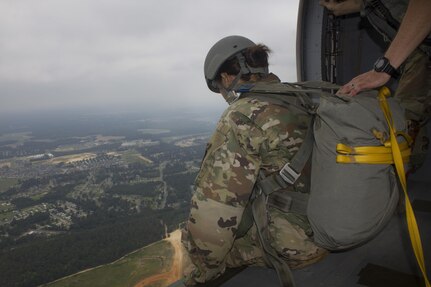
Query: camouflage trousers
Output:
[[395, 49, 431, 167], [396, 49, 431, 123], [182, 193, 327, 285]]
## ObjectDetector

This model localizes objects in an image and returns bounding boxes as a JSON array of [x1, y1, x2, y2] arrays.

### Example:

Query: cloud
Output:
[[0, 0, 299, 114]]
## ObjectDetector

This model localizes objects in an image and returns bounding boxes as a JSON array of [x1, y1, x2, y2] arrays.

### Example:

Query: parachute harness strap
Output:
[[337, 87, 430, 287]]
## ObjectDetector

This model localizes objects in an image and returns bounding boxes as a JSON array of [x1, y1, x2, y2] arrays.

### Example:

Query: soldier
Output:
[[181, 36, 327, 286], [320, 0, 431, 169]]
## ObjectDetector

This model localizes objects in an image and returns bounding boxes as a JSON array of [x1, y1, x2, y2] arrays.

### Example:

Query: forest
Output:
[[0, 207, 189, 287], [0, 111, 216, 287]]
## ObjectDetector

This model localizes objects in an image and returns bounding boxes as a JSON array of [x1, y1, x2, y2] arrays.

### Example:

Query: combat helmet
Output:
[[204, 35, 267, 93]]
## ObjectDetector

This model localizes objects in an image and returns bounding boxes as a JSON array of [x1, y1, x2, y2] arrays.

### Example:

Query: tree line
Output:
[[0, 207, 189, 287]]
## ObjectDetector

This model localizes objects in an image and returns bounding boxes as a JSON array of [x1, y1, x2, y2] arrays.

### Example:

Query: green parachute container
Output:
[[239, 81, 409, 251], [307, 90, 407, 250]]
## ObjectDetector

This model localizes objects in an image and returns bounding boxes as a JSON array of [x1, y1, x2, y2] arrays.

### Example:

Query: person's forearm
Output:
[[384, 0, 431, 68]]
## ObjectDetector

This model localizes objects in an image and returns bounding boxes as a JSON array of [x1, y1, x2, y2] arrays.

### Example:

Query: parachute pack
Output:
[[308, 84, 404, 250], [236, 81, 429, 287]]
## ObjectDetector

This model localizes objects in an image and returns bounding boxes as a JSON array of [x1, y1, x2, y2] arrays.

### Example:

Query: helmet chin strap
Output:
[[217, 81, 239, 105]]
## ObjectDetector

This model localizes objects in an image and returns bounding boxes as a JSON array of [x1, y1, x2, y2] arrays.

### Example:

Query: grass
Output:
[[48, 153, 97, 164], [0, 202, 12, 212], [120, 150, 153, 165], [0, 132, 32, 143], [30, 192, 48, 201], [138, 129, 170, 135], [0, 211, 14, 222], [45, 240, 174, 287], [0, 201, 14, 222], [0, 178, 18, 193]]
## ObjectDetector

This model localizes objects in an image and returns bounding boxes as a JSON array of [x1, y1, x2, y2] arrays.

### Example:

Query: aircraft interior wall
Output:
[[297, 0, 431, 180]]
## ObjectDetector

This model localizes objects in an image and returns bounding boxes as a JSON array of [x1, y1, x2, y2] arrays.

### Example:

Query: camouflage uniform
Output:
[[395, 49, 431, 166], [396, 49, 431, 123], [182, 74, 326, 284]]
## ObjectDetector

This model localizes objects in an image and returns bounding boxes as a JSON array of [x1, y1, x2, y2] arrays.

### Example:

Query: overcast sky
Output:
[[0, 0, 300, 115]]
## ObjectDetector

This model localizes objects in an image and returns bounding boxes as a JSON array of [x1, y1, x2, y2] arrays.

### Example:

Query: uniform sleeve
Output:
[[185, 110, 266, 283], [194, 110, 266, 205]]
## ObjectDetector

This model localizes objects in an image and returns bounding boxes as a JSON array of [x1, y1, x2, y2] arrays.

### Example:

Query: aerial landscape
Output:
[[0, 1, 298, 285], [0, 109, 220, 287]]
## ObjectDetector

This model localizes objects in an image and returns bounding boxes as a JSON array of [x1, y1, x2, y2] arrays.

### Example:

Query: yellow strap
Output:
[[336, 140, 411, 164], [378, 87, 430, 287], [336, 151, 410, 164], [336, 87, 429, 286], [336, 141, 411, 155]]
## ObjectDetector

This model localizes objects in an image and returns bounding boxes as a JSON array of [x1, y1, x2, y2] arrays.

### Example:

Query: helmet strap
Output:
[[217, 81, 238, 105], [236, 53, 269, 75], [215, 52, 268, 105]]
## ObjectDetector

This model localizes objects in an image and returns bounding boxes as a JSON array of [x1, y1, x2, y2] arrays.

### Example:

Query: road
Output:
[[159, 161, 168, 209], [134, 229, 184, 287]]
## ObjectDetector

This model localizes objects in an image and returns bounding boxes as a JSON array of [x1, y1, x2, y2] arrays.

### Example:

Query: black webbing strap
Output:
[[252, 189, 296, 287], [267, 190, 310, 216], [235, 118, 314, 286], [366, 0, 401, 32], [236, 198, 254, 238], [365, 1, 431, 50], [235, 116, 314, 234], [280, 116, 314, 184]]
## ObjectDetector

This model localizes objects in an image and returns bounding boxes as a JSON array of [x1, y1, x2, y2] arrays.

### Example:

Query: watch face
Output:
[[374, 57, 387, 71], [375, 59, 385, 69], [373, 57, 398, 78]]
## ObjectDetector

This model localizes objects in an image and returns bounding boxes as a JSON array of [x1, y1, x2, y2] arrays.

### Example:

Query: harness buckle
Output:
[[279, 163, 301, 185]]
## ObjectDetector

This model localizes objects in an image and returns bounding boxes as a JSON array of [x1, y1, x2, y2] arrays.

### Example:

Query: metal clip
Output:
[[279, 163, 301, 185]]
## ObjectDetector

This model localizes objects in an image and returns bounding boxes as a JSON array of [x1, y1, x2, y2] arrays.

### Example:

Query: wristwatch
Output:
[[373, 56, 400, 78]]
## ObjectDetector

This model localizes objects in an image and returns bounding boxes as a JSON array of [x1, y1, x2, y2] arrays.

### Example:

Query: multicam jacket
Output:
[[184, 74, 325, 284]]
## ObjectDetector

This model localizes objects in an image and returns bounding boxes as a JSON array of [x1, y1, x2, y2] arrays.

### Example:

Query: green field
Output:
[[120, 150, 153, 164], [0, 200, 14, 222], [0, 178, 18, 193], [30, 191, 48, 201], [0, 211, 14, 222], [0, 132, 32, 143], [138, 129, 170, 135], [44, 240, 174, 287]]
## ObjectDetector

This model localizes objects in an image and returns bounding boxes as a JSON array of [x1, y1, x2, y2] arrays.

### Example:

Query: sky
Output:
[[0, 0, 300, 116]]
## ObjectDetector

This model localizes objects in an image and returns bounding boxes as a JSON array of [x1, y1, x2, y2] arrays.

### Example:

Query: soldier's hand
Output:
[[336, 70, 391, 96], [319, 0, 363, 16]]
